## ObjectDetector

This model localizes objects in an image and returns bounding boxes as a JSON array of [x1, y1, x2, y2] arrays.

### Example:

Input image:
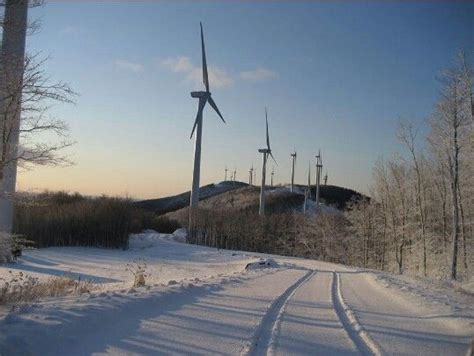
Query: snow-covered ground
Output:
[[1, 231, 473, 355]]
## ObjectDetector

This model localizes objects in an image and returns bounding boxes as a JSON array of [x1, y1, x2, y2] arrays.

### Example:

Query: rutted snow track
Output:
[[242, 269, 316, 356], [332, 272, 381, 356], [1, 234, 473, 355]]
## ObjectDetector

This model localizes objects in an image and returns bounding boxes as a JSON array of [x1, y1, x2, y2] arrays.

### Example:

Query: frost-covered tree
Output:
[[347, 50, 473, 281]]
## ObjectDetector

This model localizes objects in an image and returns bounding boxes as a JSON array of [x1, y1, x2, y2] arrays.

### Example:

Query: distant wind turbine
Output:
[[324, 171, 328, 185], [290, 151, 297, 192], [249, 165, 254, 185], [315, 150, 323, 208], [258, 109, 277, 216], [271, 165, 275, 187], [224, 166, 228, 181], [189, 23, 225, 229], [303, 162, 311, 213], [233, 168, 237, 182]]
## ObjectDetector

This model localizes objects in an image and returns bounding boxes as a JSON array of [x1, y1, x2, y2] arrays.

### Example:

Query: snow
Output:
[[244, 258, 278, 270], [0, 231, 255, 291], [1, 231, 473, 355]]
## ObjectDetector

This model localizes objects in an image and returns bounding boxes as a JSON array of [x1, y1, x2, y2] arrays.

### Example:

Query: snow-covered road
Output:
[[1, 232, 473, 355]]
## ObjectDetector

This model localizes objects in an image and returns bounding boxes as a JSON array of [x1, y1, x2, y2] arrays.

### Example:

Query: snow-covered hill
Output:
[[135, 181, 248, 215], [1, 231, 473, 355]]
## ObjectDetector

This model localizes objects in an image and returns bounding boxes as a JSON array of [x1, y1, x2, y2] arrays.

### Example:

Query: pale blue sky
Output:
[[18, 1, 473, 198]]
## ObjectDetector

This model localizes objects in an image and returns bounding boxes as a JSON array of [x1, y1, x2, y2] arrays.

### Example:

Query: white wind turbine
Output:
[[315, 150, 323, 208], [303, 162, 311, 213], [271, 165, 275, 187], [290, 151, 297, 192], [224, 166, 228, 181], [249, 165, 254, 185], [324, 171, 328, 185], [189, 23, 225, 227], [258, 109, 277, 216]]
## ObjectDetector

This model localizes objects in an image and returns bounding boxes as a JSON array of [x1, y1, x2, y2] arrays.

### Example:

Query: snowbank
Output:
[[245, 258, 279, 270]]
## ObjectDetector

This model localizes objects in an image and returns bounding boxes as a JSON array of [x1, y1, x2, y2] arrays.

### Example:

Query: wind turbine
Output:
[[324, 171, 328, 185], [233, 168, 237, 182], [224, 166, 228, 181], [189, 22, 225, 228], [258, 109, 277, 216], [249, 165, 254, 185], [290, 151, 297, 192], [303, 162, 311, 213], [271, 166, 275, 187], [315, 150, 323, 208]]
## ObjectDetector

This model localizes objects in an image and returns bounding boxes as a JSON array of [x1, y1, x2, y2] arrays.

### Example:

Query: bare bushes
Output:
[[0, 270, 92, 305], [12, 191, 181, 249], [0, 233, 13, 263], [126, 258, 148, 288], [14, 193, 135, 248], [189, 207, 350, 264]]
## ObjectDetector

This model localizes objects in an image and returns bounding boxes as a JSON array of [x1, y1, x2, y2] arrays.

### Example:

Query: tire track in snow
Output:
[[332, 272, 382, 356], [241, 269, 316, 356]]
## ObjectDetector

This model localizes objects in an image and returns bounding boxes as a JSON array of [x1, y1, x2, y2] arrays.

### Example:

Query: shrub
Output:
[[0, 270, 92, 305], [12, 191, 182, 249], [126, 258, 148, 287], [0, 233, 13, 263]]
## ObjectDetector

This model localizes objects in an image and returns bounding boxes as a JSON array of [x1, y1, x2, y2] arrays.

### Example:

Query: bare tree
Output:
[[397, 121, 429, 276], [429, 57, 471, 280]]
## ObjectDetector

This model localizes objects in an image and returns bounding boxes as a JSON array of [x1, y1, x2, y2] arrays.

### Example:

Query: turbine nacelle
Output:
[[259, 148, 271, 154], [191, 91, 211, 99]]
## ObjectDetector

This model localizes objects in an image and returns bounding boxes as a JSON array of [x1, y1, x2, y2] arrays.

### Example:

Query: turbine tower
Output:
[[271, 166, 275, 187], [290, 151, 297, 192], [224, 166, 228, 181], [324, 171, 328, 185], [189, 23, 225, 229], [303, 162, 311, 213], [258, 109, 277, 216], [315, 150, 323, 208], [233, 168, 237, 182], [249, 165, 254, 185]]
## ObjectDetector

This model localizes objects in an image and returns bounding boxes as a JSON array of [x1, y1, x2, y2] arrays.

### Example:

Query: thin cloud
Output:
[[240, 67, 278, 82], [161, 56, 194, 73], [160, 56, 234, 89], [114, 59, 144, 74]]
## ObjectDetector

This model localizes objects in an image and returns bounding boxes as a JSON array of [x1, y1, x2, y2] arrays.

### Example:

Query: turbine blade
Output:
[[265, 109, 270, 150], [200, 22, 209, 92], [190, 98, 206, 139], [208, 96, 225, 123], [269, 151, 277, 166]]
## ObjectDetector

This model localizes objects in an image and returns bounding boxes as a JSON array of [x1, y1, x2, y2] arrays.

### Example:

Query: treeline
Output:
[[13, 192, 180, 249], [346, 51, 473, 281], [188, 208, 351, 265]]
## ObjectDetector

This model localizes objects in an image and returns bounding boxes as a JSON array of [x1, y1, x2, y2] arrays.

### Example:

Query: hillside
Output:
[[134, 181, 248, 215], [165, 184, 364, 224]]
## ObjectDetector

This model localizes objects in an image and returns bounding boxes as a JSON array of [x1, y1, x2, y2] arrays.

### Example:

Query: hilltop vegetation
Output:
[[9, 184, 362, 256]]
